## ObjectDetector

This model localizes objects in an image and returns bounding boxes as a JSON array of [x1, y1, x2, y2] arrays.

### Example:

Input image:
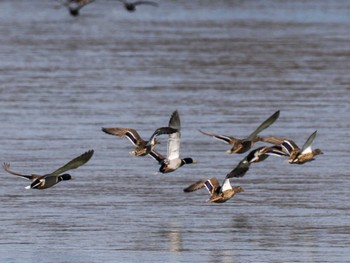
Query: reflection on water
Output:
[[0, 0, 350, 262]]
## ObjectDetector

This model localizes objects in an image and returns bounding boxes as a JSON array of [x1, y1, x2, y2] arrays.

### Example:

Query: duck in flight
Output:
[[226, 145, 288, 178], [184, 177, 244, 203], [102, 127, 177, 157], [260, 130, 323, 164], [61, 0, 95, 16], [149, 110, 196, 173], [116, 0, 158, 12], [199, 110, 280, 154], [2, 150, 94, 189]]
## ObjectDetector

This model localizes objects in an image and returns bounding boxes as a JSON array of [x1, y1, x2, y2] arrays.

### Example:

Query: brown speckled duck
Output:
[[184, 177, 244, 203], [199, 110, 280, 154], [102, 127, 177, 157], [260, 130, 323, 164], [3, 150, 94, 189]]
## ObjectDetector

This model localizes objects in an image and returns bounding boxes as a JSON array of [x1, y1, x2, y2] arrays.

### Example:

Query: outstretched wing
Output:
[[199, 130, 238, 145], [102, 127, 144, 146], [226, 158, 251, 178], [183, 179, 206, 193], [246, 110, 280, 140], [50, 150, 94, 176], [167, 111, 181, 160], [148, 150, 165, 164], [134, 1, 158, 7], [263, 145, 289, 157], [259, 136, 287, 145], [2, 163, 40, 181], [300, 130, 317, 154], [146, 127, 177, 146]]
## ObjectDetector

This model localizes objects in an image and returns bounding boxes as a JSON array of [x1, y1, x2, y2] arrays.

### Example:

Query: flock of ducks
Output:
[[3, 110, 323, 204], [61, 0, 159, 16]]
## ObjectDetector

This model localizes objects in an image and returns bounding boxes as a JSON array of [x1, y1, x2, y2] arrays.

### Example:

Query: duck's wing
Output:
[[226, 158, 250, 178], [49, 150, 94, 176], [167, 130, 180, 160], [167, 111, 181, 160], [203, 178, 221, 194], [169, 110, 180, 130], [75, 0, 95, 7], [300, 130, 317, 154], [260, 136, 299, 156], [62, 0, 94, 9], [148, 150, 165, 164], [2, 163, 40, 181], [199, 130, 238, 145], [280, 139, 300, 156], [134, 1, 158, 7], [259, 136, 287, 145], [102, 127, 144, 146], [246, 110, 280, 140], [263, 145, 289, 157], [221, 178, 233, 191], [183, 179, 206, 193], [146, 127, 178, 146]]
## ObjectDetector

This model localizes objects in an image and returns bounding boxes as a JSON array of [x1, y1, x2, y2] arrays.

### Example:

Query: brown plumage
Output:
[[260, 130, 323, 164], [184, 177, 244, 203], [102, 127, 177, 157]]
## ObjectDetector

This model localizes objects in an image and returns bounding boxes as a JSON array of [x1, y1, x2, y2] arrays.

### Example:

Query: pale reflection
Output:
[[160, 223, 183, 253]]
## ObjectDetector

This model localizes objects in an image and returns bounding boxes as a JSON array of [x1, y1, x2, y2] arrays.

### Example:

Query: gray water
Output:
[[0, 0, 349, 262]]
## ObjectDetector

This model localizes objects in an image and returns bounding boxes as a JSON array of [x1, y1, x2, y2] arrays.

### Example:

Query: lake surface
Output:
[[0, 0, 349, 262]]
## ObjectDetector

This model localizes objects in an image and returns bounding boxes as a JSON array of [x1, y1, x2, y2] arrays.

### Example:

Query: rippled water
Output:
[[0, 0, 349, 262]]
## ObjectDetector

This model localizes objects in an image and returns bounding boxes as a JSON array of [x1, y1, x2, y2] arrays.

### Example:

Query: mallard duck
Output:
[[184, 177, 244, 203], [226, 145, 287, 178], [102, 127, 177, 157], [199, 110, 280, 154], [3, 150, 94, 189], [149, 110, 196, 173], [116, 0, 158, 12], [260, 130, 323, 164], [61, 0, 95, 16]]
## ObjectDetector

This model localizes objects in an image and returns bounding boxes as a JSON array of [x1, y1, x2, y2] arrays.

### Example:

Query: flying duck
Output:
[[184, 177, 244, 203], [149, 110, 196, 173], [102, 127, 177, 157], [199, 110, 280, 154], [2, 150, 94, 189], [62, 0, 95, 16], [260, 130, 323, 164], [226, 145, 288, 178], [116, 0, 158, 12]]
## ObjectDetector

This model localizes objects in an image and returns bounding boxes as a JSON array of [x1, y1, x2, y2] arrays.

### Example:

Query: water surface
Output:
[[0, 0, 349, 262]]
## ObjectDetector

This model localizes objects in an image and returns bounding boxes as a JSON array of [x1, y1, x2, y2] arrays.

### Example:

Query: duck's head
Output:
[[125, 4, 136, 11], [69, 9, 79, 16], [181, 158, 197, 165], [59, 174, 74, 181], [233, 186, 245, 194], [314, 148, 323, 155]]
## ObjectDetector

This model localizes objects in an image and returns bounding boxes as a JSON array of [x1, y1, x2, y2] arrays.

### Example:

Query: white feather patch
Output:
[[221, 178, 232, 192]]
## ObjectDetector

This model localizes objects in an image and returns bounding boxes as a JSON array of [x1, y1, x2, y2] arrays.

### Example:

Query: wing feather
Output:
[[50, 150, 94, 176], [246, 110, 280, 140]]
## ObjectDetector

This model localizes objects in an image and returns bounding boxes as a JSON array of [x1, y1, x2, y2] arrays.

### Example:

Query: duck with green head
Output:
[[3, 150, 94, 189]]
